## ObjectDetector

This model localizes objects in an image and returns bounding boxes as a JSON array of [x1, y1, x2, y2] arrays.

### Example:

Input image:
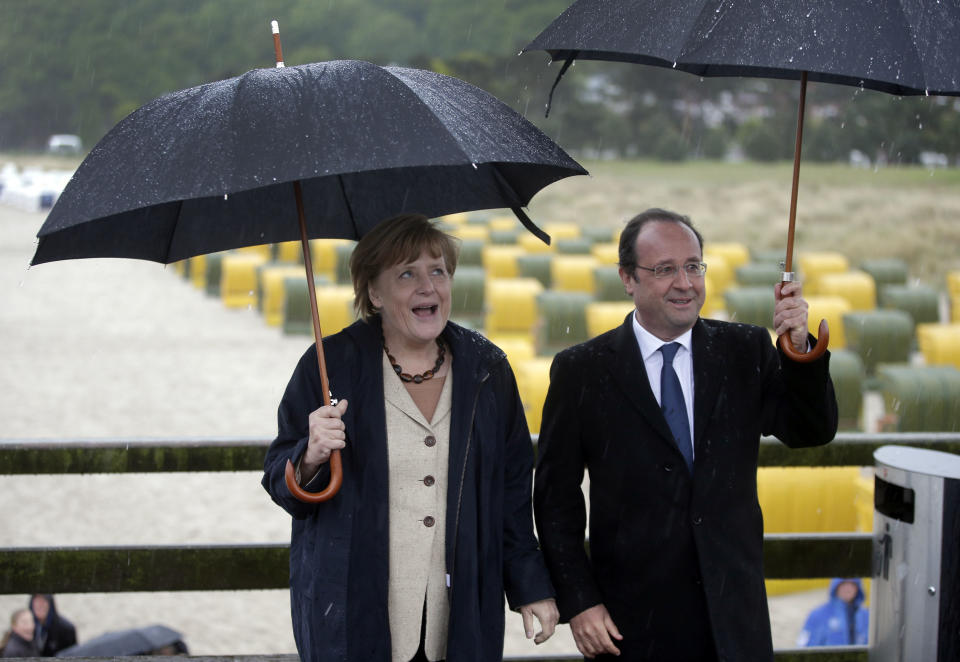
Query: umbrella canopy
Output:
[[524, 0, 960, 96], [33, 59, 586, 265], [524, 0, 960, 361], [56, 625, 185, 657]]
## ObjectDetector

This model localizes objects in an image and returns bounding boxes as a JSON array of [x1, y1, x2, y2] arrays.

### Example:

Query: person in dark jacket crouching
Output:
[[263, 214, 558, 662]]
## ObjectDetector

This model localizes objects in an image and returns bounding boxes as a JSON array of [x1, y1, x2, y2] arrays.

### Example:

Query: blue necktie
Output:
[[659, 343, 694, 473]]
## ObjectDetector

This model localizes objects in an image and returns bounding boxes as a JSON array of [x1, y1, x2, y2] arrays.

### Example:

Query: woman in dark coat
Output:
[[1, 609, 40, 658], [262, 214, 557, 662]]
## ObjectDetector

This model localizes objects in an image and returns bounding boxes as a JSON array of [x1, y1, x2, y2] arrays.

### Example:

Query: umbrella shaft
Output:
[[294, 181, 332, 408], [785, 71, 808, 274]]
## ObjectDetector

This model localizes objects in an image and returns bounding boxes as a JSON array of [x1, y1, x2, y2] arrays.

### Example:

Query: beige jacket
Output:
[[383, 353, 452, 661]]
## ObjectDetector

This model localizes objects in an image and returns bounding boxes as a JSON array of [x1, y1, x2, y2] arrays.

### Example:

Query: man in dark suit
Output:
[[534, 209, 837, 661]]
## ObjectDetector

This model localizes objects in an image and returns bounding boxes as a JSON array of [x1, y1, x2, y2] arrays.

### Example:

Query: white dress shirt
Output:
[[630, 313, 695, 461]]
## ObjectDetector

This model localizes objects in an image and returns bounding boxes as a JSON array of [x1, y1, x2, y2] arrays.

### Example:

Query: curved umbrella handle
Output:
[[779, 318, 829, 363], [284, 452, 343, 503]]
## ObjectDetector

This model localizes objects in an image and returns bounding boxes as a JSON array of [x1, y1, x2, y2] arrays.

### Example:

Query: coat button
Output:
[[423, 516, 436, 527], [423, 475, 435, 486], [663, 463, 674, 472], [424, 435, 437, 447], [693, 515, 703, 525]]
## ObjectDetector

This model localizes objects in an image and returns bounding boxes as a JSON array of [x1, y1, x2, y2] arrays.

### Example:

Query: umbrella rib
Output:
[[490, 164, 551, 245], [384, 67, 477, 166], [677, 0, 742, 72], [894, 0, 932, 94], [337, 175, 361, 238], [545, 53, 578, 117], [163, 199, 186, 263]]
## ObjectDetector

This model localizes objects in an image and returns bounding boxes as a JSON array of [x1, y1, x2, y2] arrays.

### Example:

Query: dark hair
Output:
[[349, 213, 459, 321], [618, 208, 704, 277]]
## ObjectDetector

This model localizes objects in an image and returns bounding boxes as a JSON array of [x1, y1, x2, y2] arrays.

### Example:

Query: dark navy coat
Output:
[[262, 317, 554, 662]]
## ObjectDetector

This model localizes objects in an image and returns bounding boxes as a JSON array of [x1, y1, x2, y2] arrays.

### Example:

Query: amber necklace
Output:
[[384, 337, 445, 384]]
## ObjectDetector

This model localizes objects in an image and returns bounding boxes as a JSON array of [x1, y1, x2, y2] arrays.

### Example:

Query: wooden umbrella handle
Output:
[[284, 452, 343, 503], [779, 318, 829, 363]]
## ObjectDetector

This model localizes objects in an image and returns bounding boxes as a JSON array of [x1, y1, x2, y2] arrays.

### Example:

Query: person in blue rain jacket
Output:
[[797, 578, 869, 647]]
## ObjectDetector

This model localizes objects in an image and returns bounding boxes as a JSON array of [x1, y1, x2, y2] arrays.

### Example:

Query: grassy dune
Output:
[[528, 159, 960, 286], [6, 152, 959, 285]]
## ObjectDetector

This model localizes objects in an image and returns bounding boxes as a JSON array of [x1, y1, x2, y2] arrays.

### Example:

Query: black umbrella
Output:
[[33, 24, 585, 502], [56, 624, 186, 657], [524, 0, 960, 361], [34, 61, 584, 265]]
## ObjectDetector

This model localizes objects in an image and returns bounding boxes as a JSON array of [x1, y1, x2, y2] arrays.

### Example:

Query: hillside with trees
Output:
[[2, 0, 957, 166]]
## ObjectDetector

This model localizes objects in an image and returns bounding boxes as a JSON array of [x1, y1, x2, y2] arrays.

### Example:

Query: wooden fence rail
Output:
[[2, 433, 958, 474], [0, 533, 873, 595]]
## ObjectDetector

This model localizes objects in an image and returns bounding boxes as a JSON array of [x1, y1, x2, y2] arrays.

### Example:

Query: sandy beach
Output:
[[0, 202, 824, 657]]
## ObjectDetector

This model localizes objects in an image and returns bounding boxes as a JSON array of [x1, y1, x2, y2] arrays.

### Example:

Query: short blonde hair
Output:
[[350, 214, 459, 322], [9, 609, 29, 628]]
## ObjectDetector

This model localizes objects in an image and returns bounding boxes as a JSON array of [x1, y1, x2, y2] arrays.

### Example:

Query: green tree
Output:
[[738, 118, 789, 162], [2, 0, 956, 167], [805, 118, 853, 162]]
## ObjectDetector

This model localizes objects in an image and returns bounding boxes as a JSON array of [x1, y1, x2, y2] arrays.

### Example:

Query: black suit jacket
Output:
[[534, 315, 838, 662]]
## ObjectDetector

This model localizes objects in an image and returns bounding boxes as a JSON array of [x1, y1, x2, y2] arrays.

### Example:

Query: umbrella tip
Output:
[[271, 20, 285, 68]]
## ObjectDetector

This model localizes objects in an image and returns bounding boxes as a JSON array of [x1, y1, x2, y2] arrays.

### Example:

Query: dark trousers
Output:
[[596, 640, 718, 662], [598, 587, 719, 662]]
